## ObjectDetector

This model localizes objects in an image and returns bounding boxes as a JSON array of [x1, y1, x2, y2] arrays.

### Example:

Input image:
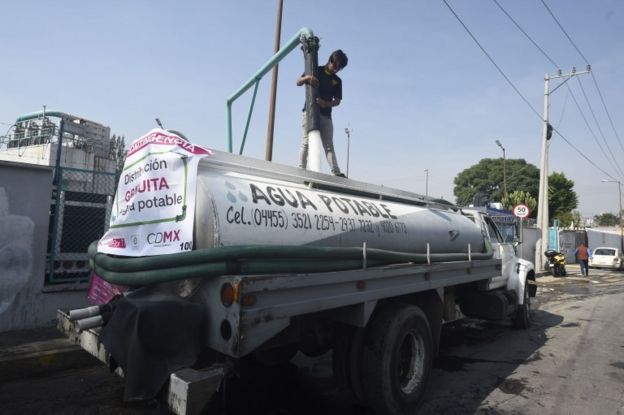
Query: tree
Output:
[[501, 190, 537, 214], [548, 172, 578, 220], [454, 159, 539, 206], [454, 162, 578, 226], [554, 212, 574, 228], [571, 210, 582, 227], [594, 212, 619, 226]]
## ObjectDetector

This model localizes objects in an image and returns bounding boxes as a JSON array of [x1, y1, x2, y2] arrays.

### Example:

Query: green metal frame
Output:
[[226, 27, 314, 154], [47, 166, 116, 285]]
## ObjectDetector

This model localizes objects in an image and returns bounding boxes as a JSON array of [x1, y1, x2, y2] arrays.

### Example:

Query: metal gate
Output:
[[46, 167, 116, 285]]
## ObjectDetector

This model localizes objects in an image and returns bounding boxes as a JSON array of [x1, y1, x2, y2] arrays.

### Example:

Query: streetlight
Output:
[[495, 139, 507, 197], [601, 179, 623, 253], [344, 127, 352, 177]]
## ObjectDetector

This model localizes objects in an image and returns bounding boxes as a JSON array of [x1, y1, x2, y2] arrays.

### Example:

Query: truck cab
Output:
[[461, 209, 536, 326]]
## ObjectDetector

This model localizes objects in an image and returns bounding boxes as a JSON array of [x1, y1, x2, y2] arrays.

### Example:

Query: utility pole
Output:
[[265, 0, 283, 161], [495, 139, 507, 197], [424, 169, 429, 196], [344, 126, 352, 177], [535, 66, 590, 272]]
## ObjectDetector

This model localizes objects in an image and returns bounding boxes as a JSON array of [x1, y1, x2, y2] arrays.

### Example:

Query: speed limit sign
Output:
[[513, 204, 531, 219]]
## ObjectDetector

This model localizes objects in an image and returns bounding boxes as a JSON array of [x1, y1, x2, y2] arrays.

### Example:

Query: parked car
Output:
[[589, 247, 623, 270]]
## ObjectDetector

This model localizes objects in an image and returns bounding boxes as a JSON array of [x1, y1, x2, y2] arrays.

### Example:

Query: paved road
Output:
[[1, 266, 623, 414], [419, 269, 624, 414]]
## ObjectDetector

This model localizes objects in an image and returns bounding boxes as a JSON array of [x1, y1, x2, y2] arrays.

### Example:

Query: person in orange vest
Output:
[[574, 242, 592, 276]]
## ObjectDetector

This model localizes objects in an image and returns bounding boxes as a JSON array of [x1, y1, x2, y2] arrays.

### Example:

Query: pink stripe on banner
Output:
[[127, 130, 213, 157]]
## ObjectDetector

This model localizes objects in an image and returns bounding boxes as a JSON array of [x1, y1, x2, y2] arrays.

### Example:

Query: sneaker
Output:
[[335, 173, 347, 178]]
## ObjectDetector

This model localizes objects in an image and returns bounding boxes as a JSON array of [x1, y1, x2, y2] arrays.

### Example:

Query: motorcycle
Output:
[[544, 250, 567, 277]]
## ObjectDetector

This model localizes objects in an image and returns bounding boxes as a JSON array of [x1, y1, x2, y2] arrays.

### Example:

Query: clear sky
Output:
[[1, 1, 623, 218]]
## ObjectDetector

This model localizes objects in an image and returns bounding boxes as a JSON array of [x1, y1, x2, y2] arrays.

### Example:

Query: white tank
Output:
[[194, 155, 485, 254]]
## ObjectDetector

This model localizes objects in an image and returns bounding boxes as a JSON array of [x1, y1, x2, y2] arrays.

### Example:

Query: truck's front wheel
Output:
[[360, 303, 433, 415], [513, 278, 531, 329]]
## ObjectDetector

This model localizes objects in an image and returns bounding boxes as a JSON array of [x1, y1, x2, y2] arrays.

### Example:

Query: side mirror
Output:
[[512, 236, 521, 247]]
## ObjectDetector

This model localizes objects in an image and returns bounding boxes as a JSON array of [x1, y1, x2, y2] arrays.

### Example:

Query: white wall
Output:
[[0, 161, 89, 332], [588, 228, 623, 251]]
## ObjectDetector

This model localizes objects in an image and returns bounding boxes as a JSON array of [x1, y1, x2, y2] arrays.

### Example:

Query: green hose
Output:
[[89, 239, 492, 287]]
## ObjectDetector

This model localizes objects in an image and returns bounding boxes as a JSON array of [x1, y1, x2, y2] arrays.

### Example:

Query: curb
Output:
[[0, 329, 99, 382]]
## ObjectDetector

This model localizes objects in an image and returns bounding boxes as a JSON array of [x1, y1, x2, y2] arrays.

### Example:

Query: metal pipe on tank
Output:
[[301, 34, 322, 172], [226, 27, 314, 153]]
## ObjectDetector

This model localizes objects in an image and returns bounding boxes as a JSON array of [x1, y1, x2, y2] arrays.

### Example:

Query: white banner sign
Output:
[[98, 129, 211, 256]]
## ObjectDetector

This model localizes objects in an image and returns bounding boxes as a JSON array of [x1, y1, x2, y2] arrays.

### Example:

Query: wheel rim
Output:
[[398, 331, 425, 394]]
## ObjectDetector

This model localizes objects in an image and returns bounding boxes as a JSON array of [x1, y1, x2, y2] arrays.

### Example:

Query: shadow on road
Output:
[[205, 309, 563, 415], [419, 309, 564, 414]]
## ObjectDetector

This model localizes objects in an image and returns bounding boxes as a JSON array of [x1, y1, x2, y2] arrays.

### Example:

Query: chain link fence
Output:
[[46, 167, 116, 285]]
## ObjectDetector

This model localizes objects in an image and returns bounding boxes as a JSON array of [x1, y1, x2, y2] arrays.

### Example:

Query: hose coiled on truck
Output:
[[88, 239, 493, 287]]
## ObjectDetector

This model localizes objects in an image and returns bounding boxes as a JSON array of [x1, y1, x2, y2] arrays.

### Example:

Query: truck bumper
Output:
[[56, 310, 225, 415]]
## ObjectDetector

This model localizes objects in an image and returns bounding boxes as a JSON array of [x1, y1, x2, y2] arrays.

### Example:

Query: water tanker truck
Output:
[[58, 27, 535, 415], [58, 144, 536, 415]]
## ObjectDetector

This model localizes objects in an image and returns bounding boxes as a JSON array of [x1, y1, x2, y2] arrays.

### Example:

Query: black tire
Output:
[[332, 326, 366, 403], [359, 303, 433, 415], [513, 279, 531, 329], [332, 328, 351, 387]]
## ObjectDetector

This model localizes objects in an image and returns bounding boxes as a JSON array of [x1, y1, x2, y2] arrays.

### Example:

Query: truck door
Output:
[[484, 216, 515, 289]]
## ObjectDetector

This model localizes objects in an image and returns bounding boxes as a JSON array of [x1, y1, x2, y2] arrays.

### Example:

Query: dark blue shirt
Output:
[[302, 65, 342, 118]]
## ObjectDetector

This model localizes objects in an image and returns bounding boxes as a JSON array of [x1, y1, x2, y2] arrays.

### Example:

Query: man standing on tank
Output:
[[296, 49, 348, 177]]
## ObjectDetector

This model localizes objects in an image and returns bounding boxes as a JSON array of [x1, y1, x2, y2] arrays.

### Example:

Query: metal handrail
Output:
[[226, 27, 314, 154]]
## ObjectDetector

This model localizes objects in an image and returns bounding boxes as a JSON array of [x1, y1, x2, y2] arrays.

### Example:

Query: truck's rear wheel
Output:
[[360, 303, 432, 415], [332, 326, 366, 403]]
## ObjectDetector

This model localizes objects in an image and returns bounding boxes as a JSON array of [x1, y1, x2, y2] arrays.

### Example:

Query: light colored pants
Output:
[[299, 112, 341, 175]]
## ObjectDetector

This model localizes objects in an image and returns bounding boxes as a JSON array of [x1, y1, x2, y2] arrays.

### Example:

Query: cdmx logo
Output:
[[146, 230, 180, 244]]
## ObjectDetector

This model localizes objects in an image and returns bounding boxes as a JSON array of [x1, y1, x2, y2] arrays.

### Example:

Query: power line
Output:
[[441, 0, 542, 120], [443, 0, 622, 183], [565, 82, 621, 180], [492, 0, 624, 180], [552, 127, 617, 181], [492, 0, 560, 70], [591, 72, 624, 153], [541, 0, 624, 155], [575, 77, 624, 178], [539, 0, 590, 65], [553, 86, 569, 129]]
